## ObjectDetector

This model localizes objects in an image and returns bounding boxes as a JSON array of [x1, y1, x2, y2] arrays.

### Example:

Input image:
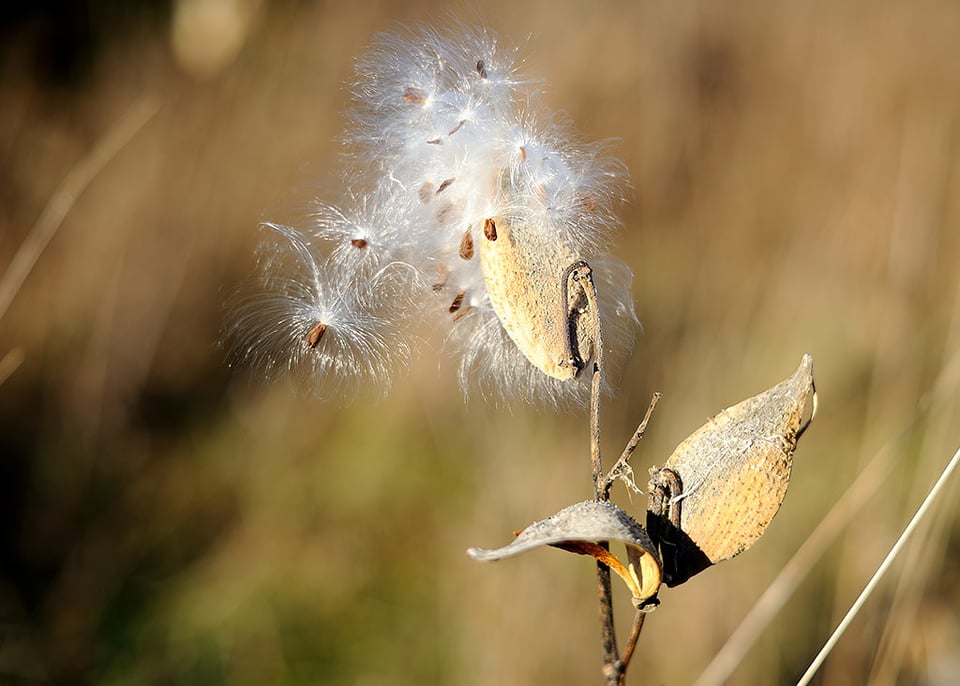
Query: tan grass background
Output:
[[2, 1, 960, 683]]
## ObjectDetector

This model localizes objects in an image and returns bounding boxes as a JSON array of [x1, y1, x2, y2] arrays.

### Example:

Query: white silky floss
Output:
[[228, 24, 639, 408]]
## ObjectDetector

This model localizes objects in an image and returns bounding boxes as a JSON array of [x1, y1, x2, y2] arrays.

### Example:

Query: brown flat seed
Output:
[[483, 217, 498, 241], [305, 322, 327, 349], [582, 196, 597, 212], [449, 290, 465, 313], [452, 305, 472, 321], [419, 182, 434, 204], [436, 202, 455, 224], [448, 120, 466, 136], [459, 229, 474, 260], [426, 137, 442, 145], [403, 86, 428, 104], [519, 146, 527, 163], [350, 238, 368, 249], [437, 178, 455, 194], [476, 60, 488, 79], [432, 266, 449, 292]]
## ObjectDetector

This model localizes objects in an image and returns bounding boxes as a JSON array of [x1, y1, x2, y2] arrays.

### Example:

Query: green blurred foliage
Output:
[[2, 1, 960, 684]]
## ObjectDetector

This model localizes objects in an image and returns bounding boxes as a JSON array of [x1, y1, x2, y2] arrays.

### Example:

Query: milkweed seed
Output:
[[305, 322, 327, 349], [436, 202, 456, 224], [437, 178, 455, 194], [449, 290, 465, 313], [419, 182, 434, 203], [452, 305, 472, 321], [426, 137, 442, 145], [350, 238, 368, 249], [476, 60, 488, 79], [582, 196, 597, 212], [402, 86, 428, 104], [519, 146, 527, 163], [459, 229, 474, 260], [483, 217, 497, 241], [448, 120, 466, 136], [432, 265, 449, 292]]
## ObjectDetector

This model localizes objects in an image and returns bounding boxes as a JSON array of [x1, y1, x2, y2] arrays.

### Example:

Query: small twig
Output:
[[619, 610, 647, 676], [596, 548, 620, 683], [601, 392, 661, 499]]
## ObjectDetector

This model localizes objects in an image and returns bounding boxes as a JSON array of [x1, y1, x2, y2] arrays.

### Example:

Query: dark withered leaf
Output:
[[647, 354, 816, 586], [468, 500, 662, 609]]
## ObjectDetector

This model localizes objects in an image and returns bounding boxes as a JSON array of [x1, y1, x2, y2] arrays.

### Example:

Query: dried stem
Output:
[[619, 611, 647, 674], [596, 547, 620, 682], [601, 393, 661, 500], [571, 260, 648, 685]]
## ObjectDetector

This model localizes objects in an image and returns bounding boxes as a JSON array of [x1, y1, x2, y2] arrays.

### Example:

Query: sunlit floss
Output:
[[226, 24, 639, 407]]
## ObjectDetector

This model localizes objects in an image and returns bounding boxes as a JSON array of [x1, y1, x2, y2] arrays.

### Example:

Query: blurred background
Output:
[[2, 0, 960, 684]]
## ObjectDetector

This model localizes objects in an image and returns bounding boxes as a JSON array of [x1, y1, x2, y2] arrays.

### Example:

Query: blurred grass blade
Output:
[[796, 444, 960, 686], [0, 97, 159, 324]]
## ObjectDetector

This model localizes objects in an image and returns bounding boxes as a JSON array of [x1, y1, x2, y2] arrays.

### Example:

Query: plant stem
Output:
[[601, 393, 661, 500], [573, 260, 643, 685]]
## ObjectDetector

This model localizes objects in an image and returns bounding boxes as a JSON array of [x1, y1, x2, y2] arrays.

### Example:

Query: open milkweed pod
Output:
[[467, 500, 662, 609], [647, 354, 817, 587]]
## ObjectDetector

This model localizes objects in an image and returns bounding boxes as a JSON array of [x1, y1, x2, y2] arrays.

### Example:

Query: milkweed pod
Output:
[[478, 213, 596, 381], [467, 500, 662, 610], [647, 354, 817, 586]]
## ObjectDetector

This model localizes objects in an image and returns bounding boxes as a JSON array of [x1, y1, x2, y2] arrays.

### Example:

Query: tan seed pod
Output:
[[646, 354, 817, 586], [467, 500, 662, 610], [477, 215, 596, 380]]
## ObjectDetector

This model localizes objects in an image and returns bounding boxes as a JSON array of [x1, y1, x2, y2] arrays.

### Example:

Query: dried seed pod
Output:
[[647, 354, 817, 586], [468, 500, 662, 609], [477, 215, 595, 380]]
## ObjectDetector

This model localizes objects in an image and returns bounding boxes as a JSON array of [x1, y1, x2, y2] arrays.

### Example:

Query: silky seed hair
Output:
[[226, 22, 639, 409]]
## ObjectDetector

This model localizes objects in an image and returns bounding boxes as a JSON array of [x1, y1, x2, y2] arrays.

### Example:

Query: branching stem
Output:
[[601, 393, 661, 500], [569, 260, 650, 685]]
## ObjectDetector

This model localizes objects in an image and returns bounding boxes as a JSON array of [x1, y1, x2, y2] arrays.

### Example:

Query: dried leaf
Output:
[[468, 500, 662, 609], [647, 354, 816, 586]]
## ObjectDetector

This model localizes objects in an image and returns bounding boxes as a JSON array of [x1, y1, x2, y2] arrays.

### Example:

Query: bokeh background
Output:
[[3, 1, 960, 684]]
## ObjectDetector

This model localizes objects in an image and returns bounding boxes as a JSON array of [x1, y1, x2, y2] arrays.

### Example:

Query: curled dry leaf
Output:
[[647, 354, 817, 586], [467, 500, 662, 609]]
